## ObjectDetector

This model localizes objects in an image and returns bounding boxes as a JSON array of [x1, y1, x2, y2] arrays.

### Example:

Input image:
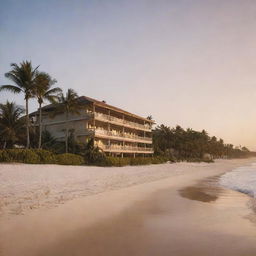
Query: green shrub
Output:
[[84, 151, 106, 165], [186, 157, 214, 163], [0, 149, 169, 166], [33, 149, 57, 164], [21, 149, 40, 164], [204, 159, 214, 163], [0, 149, 84, 165], [118, 157, 131, 166], [97, 156, 169, 167], [130, 157, 151, 166], [56, 153, 84, 165], [0, 150, 12, 162], [84, 144, 106, 165], [101, 157, 131, 167], [151, 156, 169, 164], [1, 149, 40, 164]]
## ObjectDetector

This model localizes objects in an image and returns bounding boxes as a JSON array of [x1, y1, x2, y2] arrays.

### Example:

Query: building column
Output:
[[92, 104, 96, 147], [92, 104, 95, 129], [107, 109, 111, 152]]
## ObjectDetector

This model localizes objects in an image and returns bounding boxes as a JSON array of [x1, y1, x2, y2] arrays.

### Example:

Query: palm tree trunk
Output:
[[3, 141, 6, 149], [25, 98, 30, 148], [65, 112, 68, 153], [38, 102, 42, 149]]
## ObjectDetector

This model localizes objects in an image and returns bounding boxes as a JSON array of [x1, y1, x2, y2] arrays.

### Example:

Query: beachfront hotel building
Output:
[[30, 96, 154, 157]]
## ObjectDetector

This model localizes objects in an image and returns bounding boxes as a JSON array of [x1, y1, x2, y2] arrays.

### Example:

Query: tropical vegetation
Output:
[[0, 101, 25, 148], [32, 72, 61, 149], [51, 88, 84, 153], [0, 61, 39, 148], [153, 125, 252, 160], [0, 60, 254, 166]]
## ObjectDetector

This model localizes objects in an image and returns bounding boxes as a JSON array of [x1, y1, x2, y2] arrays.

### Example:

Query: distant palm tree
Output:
[[0, 61, 39, 148], [84, 138, 105, 164], [53, 89, 84, 153], [40, 130, 63, 153], [147, 115, 153, 120], [33, 72, 62, 149], [0, 101, 25, 148]]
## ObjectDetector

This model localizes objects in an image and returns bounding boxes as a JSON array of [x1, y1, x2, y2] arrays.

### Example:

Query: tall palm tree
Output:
[[33, 72, 62, 149], [53, 89, 84, 153], [0, 101, 25, 149], [0, 61, 39, 148]]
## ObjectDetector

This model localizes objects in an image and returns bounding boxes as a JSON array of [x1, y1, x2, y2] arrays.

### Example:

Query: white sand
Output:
[[0, 159, 255, 218], [1, 158, 256, 256]]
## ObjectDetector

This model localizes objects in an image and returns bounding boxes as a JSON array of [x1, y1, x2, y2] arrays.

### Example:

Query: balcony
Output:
[[94, 112, 151, 131], [99, 145, 154, 153], [94, 129, 152, 144], [38, 113, 93, 126]]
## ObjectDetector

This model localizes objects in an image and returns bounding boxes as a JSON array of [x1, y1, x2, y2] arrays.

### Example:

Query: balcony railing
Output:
[[95, 129, 152, 142], [99, 145, 154, 153], [33, 113, 93, 126], [94, 112, 151, 131]]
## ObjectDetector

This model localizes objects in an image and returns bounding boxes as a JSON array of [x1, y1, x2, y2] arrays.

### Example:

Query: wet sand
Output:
[[1, 159, 256, 256], [35, 181, 256, 256]]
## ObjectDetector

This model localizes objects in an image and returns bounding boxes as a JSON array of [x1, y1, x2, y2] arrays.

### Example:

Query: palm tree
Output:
[[84, 138, 105, 164], [33, 72, 62, 149], [53, 89, 84, 153], [0, 61, 39, 148], [0, 101, 25, 148]]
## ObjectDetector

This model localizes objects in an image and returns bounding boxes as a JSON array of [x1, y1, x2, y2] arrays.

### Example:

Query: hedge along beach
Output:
[[1, 158, 256, 256]]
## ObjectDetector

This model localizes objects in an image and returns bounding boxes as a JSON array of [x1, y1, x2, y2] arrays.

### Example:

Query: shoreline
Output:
[[1, 159, 255, 219], [1, 158, 256, 255]]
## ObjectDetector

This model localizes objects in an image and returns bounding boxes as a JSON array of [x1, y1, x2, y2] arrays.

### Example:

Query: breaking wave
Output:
[[219, 163, 256, 198]]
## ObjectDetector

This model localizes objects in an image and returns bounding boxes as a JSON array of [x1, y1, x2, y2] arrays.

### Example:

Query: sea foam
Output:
[[219, 163, 256, 198]]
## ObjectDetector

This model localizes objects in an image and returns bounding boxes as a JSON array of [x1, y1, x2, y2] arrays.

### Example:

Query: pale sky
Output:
[[1, 0, 256, 149]]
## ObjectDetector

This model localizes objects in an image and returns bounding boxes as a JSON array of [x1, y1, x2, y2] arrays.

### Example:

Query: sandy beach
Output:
[[1, 158, 256, 256]]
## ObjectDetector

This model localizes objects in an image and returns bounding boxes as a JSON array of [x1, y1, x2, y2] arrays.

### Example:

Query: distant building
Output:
[[30, 96, 154, 157]]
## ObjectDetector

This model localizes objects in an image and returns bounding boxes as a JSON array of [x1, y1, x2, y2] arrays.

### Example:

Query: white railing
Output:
[[39, 113, 93, 126], [33, 111, 151, 131], [99, 145, 154, 152], [95, 129, 152, 142], [94, 112, 151, 130]]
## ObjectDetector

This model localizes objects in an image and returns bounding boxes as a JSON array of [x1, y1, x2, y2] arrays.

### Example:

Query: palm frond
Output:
[[0, 85, 22, 94], [0, 101, 25, 146], [48, 88, 84, 118], [45, 95, 59, 104], [3, 61, 39, 96], [44, 87, 62, 96]]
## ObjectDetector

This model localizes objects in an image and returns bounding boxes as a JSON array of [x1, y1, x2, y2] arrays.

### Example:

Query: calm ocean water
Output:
[[219, 163, 256, 198]]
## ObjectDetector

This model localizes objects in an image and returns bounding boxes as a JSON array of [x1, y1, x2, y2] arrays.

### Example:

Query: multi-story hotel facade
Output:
[[30, 96, 154, 157]]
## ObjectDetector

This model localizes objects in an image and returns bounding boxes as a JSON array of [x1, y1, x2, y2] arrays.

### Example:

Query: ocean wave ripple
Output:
[[219, 163, 256, 198]]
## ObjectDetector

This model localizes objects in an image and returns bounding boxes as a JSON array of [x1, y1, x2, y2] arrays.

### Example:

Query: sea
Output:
[[220, 163, 256, 199]]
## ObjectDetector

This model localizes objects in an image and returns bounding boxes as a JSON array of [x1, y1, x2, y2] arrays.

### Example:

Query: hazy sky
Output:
[[1, 0, 256, 149]]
